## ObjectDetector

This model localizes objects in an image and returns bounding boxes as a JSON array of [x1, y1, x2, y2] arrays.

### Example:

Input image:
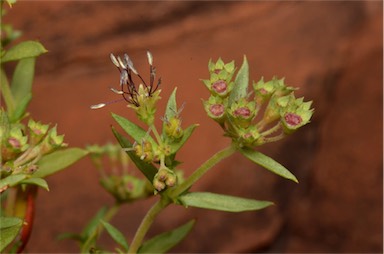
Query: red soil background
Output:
[[2, 1, 383, 253]]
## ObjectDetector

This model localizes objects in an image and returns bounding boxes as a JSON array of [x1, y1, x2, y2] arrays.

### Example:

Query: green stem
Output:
[[128, 196, 170, 253], [170, 144, 236, 199]]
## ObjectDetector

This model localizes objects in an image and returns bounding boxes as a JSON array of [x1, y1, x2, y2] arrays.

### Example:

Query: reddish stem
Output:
[[16, 185, 38, 253]]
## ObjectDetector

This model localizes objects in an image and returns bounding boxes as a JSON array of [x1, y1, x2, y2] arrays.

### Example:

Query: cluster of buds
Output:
[[0, 115, 67, 177], [87, 143, 153, 203], [91, 51, 161, 125], [203, 58, 314, 148], [152, 166, 177, 192]]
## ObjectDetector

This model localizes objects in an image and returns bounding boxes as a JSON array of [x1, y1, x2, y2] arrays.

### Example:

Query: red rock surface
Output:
[[3, 1, 382, 253]]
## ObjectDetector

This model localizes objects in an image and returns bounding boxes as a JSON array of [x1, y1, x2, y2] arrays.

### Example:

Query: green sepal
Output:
[[228, 55, 249, 106], [138, 220, 195, 253], [100, 220, 129, 252], [112, 127, 157, 183], [34, 148, 89, 178], [240, 148, 298, 183], [178, 192, 273, 212], [1, 41, 47, 63]]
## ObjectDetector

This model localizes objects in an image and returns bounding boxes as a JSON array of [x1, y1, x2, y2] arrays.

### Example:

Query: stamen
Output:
[[124, 54, 138, 75], [120, 70, 129, 86], [147, 51, 153, 66], [90, 103, 107, 109], [110, 53, 120, 68], [117, 56, 127, 69], [110, 87, 124, 95]]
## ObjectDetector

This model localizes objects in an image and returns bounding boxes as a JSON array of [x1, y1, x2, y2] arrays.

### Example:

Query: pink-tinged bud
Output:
[[8, 137, 21, 149], [209, 104, 225, 117], [284, 113, 302, 127], [212, 80, 227, 94], [233, 107, 251, 118]]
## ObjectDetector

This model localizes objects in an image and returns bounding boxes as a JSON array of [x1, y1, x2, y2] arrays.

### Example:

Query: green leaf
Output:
[[9, 92, 31, 123], [164, 88, 178, 120], [82, 207, 107, 240], [0, 68, 15, 114], [178, 192, 273, 212], [10, 57, 35, 108], [0, 216, 23, 252], [169, 124, 198, 154], [1, 41, 47, 63], [34, 148, 88, 178], [139, 220, 195, 253], [56, 232, 83, 242], [112, 127, 157, 182], [0, 174, 28, 189], [80, 207, 108, 252], [20, 177, 49, 191], [112, 113, 156, 147], [240, 148, 298, 183], [228, 55, 249, 106], [100, 220, 129, 252]]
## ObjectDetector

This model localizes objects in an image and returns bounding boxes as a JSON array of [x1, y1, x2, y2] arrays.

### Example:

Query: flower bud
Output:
[[280, 98, 314, 134], [28, 119, 49, 145], [153, 166, 177, 192], [134, 140, 154, 163], [39, 126, 67, 155], [1, 126, 29, 161], [238, 125, 264, 147], [128, 84, 161, 125], [164, 116, 184, 140], [203, 96, 227, 123], [228, 98, 257, 128]]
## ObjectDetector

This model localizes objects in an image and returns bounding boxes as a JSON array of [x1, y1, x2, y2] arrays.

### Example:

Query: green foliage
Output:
[[178, 192, 273, 212], [138, 220, 195, 253], [100, 220, 129, 252], [34, 148, 89, 178], [1, 41, 47, 63], [0, 217, 23, 252], [240, 148, 298, 183]]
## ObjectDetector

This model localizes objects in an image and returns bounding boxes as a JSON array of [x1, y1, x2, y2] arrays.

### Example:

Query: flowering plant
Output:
[[84, 51, 314, 253]]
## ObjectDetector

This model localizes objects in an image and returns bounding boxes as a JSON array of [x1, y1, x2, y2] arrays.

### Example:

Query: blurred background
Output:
[[3, 1, 382, 253]]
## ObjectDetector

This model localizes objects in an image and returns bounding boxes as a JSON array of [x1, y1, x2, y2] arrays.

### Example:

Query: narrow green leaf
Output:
[[112, 113, 156, 147], [9, 92, 31, 123], [169, 124, 198, 154], [100, 220, 129, 252], [162, 87, 178, 137], [178, 192, 273, 212], [82, 207, 108, 240], [34, 148, 88, 178], [20, 177, 49, 191], [0, 174, 28, 189], [164, 88, 178, 119], [80, 207, 108, 252], [112, 127, 157, 182], [228, 55, 249, 106], [0, 68, 15, 114], [240, 148, 298, 183], [139, 220, 195, 253], [1, 41, 47, 63], [10, 58, 35, 107], [0, 217, 23, 252]]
